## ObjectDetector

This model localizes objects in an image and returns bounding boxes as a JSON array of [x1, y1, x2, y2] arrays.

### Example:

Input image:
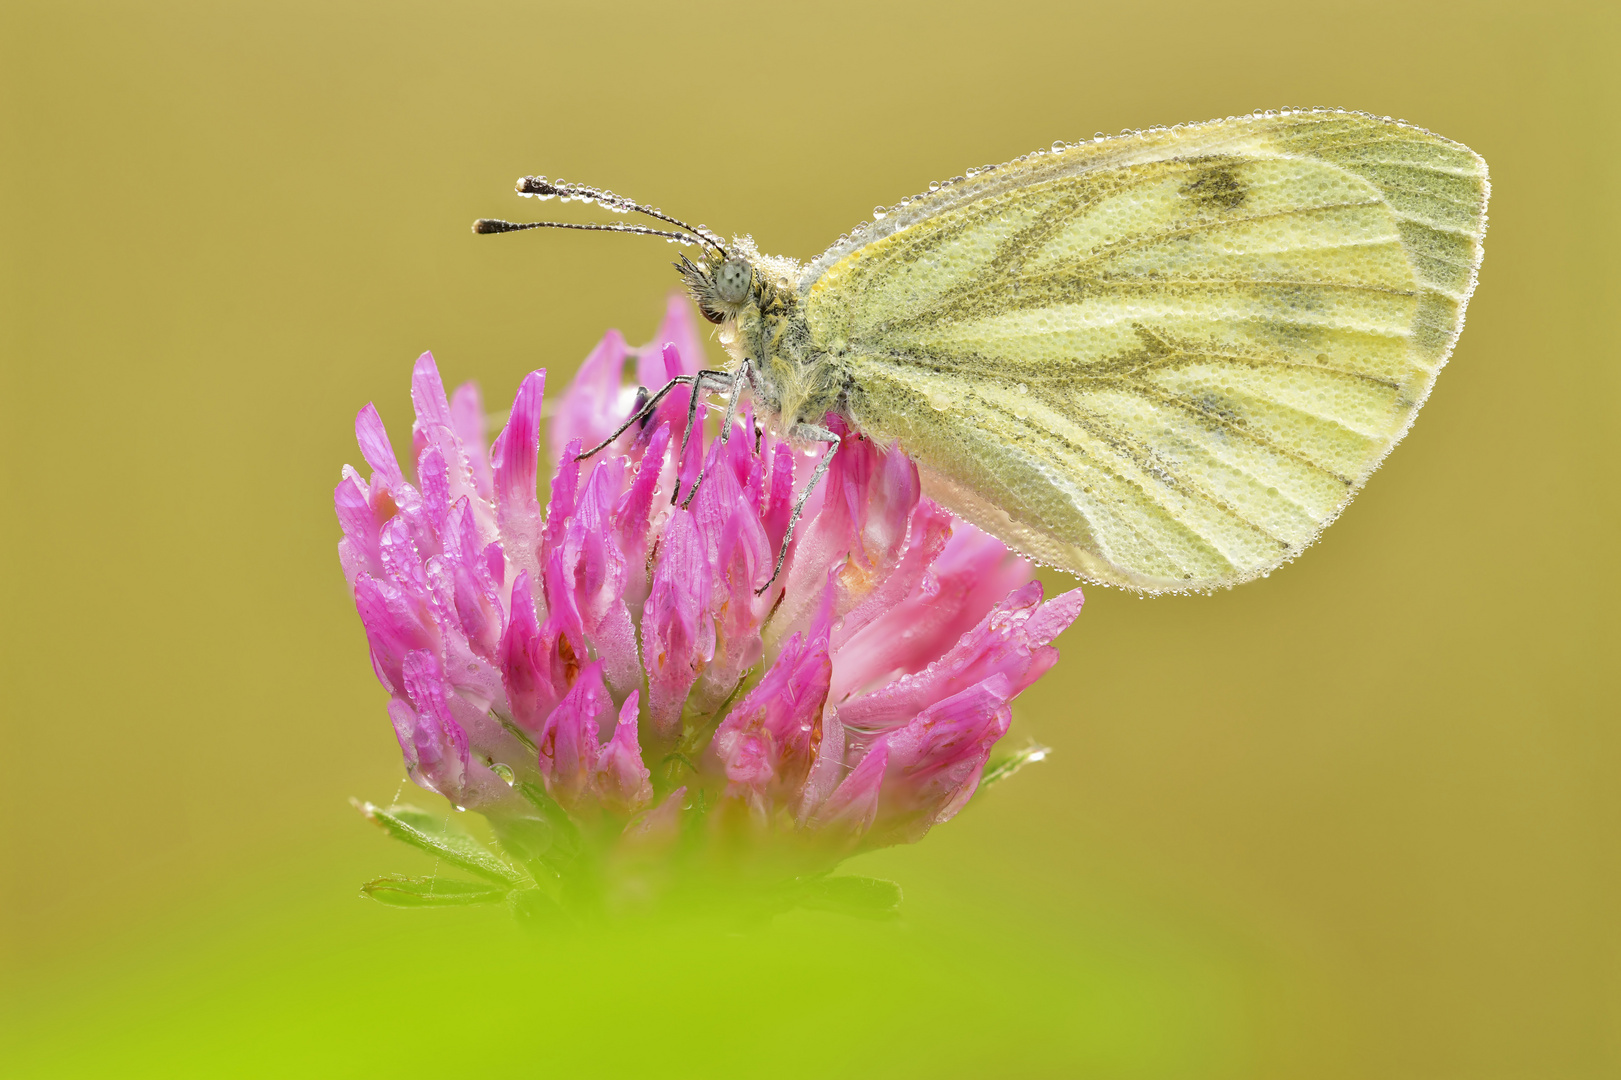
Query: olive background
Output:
[[2, 1, 1617, 1076]]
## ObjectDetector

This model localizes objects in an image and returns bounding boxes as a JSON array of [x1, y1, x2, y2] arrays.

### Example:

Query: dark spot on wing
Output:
[[1189, 391, 1242, 424], [1180, 165, 1248, 211]]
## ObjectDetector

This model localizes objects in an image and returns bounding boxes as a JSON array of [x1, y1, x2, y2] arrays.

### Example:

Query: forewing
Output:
[[802, 110, 1488, 591]]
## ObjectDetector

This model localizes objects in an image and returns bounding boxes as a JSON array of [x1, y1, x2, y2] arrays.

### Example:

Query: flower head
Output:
[[338, 296, 1082, 907]]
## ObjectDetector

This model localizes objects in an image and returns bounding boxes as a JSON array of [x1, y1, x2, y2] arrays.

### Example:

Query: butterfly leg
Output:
[[755, 422, 841, 596], [670, 368, 735, 504], [715, 362, 747, 445], [574, 374, 698, 461], [679, 368, 748, 509]]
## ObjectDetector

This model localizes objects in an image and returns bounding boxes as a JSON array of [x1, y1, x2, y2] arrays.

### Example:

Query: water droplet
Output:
[[453, 804, 467, 812], [1051, 139, 1067, 152], [872, 206, 887, 219], [1093, 132, 1105, 142], [491, 762, 515, 785], [929, 180, 942, 192]]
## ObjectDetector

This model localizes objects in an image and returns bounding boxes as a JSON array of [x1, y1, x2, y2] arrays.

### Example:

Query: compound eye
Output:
[[715, 258, 752, 305]]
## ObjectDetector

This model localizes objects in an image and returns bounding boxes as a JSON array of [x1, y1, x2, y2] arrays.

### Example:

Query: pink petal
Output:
[[914, 525, 1040, 661], [449, 381, 494, 501], [635, 292, 704, 389], [377, 514, 433, 603], [758, 440, 795, 561], [355, 403, 405, 491], [536, 660, 614, 810], [653, 344, 705, 495], [541, 438, 582, 559], [410, 353, 485, 514], [397, 650, 477, 802], [566, 460, 629, 625], [624, 785, 686, 847], [688, 434, 770, 710], [498, 571, 563, 736], [710, 583, 834, 810], [551, 329, 629, 467], [866, 674, 1015, 843], [335, 472, 383, 583], [541, 545, 589, 678], [353, 573, 434, 695], [415, 445, 452, 539], [612, 423, 670, 615], [490, 370, 546, 584], [831, 498, 953, 655], [796, 706, 845, 825], [450, 558, 502, 661], [836, 581, 1081, 739], [1026, 586, 1086, 644], [641, 508, 714, 739], [593, 691, 653, 815], [550, 460, 641, 696], [773, 427, 919, 644], [868, 674, 1005, 843], [810, 741, 885, 836]]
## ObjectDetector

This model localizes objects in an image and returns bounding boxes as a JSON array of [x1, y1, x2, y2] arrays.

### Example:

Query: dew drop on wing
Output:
[[1051, 139, 1066, 152]]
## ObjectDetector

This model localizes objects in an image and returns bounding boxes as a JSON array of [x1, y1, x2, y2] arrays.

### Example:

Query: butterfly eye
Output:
[[715, 258, 753, 305]]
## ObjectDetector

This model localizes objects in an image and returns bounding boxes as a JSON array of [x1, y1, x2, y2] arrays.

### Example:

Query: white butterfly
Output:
[[477, 108, 1489, 594]]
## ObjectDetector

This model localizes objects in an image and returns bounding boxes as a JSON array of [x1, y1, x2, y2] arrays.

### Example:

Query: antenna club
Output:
[[517, 176, 560, 196], [472, 218, 509, 234]]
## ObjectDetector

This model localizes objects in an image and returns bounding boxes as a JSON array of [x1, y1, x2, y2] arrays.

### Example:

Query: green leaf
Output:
[[978, 742, 1051, 793], [360, 874, 509, 907], [485, 813, 561, 874], [351, 799, 526, 886], [794, 876, 904, 920], [513, 782, 580, 846]]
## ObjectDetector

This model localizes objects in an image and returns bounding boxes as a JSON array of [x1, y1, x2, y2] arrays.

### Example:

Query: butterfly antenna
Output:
[[511, 176, 728, 257], [472, 218, 704, 245]]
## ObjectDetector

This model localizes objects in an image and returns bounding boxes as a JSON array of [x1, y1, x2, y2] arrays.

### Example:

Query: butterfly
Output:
[[476, 108, 1489, 594]]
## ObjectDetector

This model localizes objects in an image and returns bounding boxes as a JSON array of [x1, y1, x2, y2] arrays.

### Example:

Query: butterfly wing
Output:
[[799, 110, 1489, 591]]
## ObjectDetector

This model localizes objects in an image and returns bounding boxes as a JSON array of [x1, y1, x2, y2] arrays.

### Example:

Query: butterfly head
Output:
[[678, 251, 758, 324]]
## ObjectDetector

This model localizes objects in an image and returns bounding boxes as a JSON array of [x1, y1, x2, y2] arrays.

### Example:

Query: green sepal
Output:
[[486, 813, 562, 877], [794, 875, 904, 920], [361, 874, 510, 907], [513, 782, 580, 850], [352, 799, 526, 886], [978, 741, 1051, 793]]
